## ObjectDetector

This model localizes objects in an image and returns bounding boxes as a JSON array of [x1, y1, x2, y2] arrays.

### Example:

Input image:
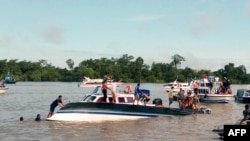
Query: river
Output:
[[0, 82, 248, 141]]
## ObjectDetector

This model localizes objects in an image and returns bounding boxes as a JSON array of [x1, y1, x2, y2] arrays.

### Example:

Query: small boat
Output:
[[196, 76, 234, 103], [234, 88, 250, 103], [3, 72, 16, 84], [0, 86, 8, 94], [163, 80, 192, 94], [77, 76, 122, 88], [47, 86, 211, 122]]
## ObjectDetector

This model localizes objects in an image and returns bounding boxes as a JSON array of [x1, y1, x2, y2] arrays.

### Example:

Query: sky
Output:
[[1, 0, 250, 72]]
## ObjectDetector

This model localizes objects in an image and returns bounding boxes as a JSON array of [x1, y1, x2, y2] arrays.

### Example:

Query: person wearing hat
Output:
[[47, 95, 64, 118]]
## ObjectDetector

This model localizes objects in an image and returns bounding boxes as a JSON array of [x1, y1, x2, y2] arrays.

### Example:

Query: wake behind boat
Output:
[[47, 86, 211, 122]]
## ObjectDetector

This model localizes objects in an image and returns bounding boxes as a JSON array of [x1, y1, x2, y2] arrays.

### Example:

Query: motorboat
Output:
[[0, 86, 8, 94], [46, 86, 211, 122], [212, 120, 250, 139], [3, 72, 16, 84], [234, 88, 250, 103], [163, 80, 192, 95], [196, 76, 234, 103], [77, 76, 122, 88]]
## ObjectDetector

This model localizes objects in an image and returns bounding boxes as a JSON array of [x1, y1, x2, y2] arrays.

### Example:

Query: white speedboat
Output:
[[46, 86, 210, 122], [163, 80, 192, 94], [196, 77, 234, 103], [77, 76, 122, 88]]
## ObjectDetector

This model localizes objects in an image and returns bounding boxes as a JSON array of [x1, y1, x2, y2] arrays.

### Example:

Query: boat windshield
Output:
[[91, 86, 101, 94], [82, 95, 97, 102]]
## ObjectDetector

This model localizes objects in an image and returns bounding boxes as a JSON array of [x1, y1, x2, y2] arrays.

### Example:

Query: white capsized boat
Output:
[[46, 86, 210, 122]]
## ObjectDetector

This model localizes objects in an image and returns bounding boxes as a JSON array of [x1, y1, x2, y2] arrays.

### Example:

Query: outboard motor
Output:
[[152, 98, 163, 105]]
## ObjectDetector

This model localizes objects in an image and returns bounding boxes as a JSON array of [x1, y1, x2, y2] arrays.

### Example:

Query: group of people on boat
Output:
[[189, 75, 232, 95], [168, 87, 200, 114]]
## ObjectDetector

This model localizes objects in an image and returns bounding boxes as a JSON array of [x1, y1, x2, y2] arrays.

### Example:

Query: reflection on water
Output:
[[0, 82, 248, 141]]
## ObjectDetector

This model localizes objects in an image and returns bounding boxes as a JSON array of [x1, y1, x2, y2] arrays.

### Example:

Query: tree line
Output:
[[1, 54, 250, 84]]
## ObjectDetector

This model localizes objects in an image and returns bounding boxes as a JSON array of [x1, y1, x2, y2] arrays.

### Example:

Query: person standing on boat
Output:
[[133, 83, 141, 105], [168, 87, 174, 108], [193, 81, 199, 94], [103, 72, 112, 82], [47, 95, 64, 118], [111, 80, 120, 103], [101, 80, 111, 102], [177, 88, 185, 108]]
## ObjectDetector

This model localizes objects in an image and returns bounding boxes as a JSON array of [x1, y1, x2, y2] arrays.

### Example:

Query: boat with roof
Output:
[[3, 72, 16, 84], [195, 76, 234, 103], [46, 86, 211, 122], [234, 87, 250, 103]]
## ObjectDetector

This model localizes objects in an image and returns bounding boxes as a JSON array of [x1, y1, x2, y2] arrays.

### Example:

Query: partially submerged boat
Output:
[[47, 86, 211, 122]]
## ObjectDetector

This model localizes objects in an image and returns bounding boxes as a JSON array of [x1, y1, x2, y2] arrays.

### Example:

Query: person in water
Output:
[[192, 93, 200, 114], [35, 114, 41, 121], [47, 95, 64, 118], [240, 104, 250, 125], [19, 116, 24, 123]]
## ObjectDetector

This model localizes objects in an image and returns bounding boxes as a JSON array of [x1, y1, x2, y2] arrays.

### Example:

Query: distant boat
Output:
[[163, 80, 192, 94], [0, 86, 8, 94], [77, 76, 122, 88], [196, 76, 234, 103], [234, 88, 250, 103], [3, 72, 16, 84]]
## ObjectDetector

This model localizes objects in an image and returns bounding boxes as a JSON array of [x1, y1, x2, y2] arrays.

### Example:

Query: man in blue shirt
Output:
[[133, 83, 141, 105]]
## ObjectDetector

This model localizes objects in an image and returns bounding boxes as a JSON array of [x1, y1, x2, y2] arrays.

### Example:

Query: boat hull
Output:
[[46, 102, 194, 122], [234, 89, 250, 103], [198, 94, 233, 103], [0, 87, 8, 94], [235, 97, 250, 103]]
